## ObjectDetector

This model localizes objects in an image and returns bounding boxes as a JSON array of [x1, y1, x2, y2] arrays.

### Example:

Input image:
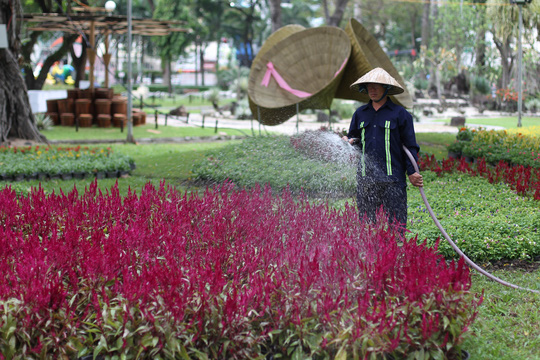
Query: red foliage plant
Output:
[[0, 181, 481, 359], [419, 154, 540, 200]]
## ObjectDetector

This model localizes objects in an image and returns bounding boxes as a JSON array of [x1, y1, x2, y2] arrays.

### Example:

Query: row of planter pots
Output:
[[0, 168, 135, 182]]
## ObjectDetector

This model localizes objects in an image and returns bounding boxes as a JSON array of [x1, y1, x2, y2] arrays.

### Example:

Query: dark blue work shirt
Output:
[[347, 98, 420, 186]]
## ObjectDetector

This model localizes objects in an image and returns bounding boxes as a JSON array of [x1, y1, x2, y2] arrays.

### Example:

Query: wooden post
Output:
[[103, 30, 111, 88], [296, 103, 300, 134], [88, 20, 96, 92], [155, 110, 158, 129]]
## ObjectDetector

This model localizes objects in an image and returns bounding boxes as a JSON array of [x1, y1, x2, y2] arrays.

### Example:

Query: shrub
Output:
[[471, 76, 491, 95], [192, 134, 357, 197], [0, 145, 134, 179], [0, 182, 482, 359]]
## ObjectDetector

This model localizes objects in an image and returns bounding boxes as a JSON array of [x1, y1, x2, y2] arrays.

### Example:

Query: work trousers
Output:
[[356, 180, 407, 228]]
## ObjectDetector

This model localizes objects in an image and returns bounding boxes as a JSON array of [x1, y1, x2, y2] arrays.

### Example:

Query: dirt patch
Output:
[[483, 259, 540, 272], [2, 138, 46, 147]]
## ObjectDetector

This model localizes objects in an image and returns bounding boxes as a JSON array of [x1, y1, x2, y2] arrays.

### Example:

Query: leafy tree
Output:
[[486, 0, 540, 90], [153, 0, 195, 91], [224, 0, 263, 68], [0, 0, 46, 143]]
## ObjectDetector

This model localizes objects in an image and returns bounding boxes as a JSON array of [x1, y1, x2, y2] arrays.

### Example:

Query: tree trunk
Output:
[[0, 0, 46, 144], [494, 36, 513, 89], [268, 0, 282, 33], [323, 0, 350, 27], [71, 40, 88, 89], [421, 0, 430, 50], [200, 43, 205, 86]]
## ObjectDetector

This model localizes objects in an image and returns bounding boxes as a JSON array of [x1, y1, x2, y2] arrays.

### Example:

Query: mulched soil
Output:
[[482, 258, 540, 272]]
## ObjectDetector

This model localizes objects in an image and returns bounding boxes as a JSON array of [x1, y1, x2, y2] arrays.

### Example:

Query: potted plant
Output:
[[447, 140, 465, 159]]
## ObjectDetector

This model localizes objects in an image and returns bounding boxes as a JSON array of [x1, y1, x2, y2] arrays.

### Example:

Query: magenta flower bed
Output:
[[420, 154, 540, 200], [0, 182, 481, 359]]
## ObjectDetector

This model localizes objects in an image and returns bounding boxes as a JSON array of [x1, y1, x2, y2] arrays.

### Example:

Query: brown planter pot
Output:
[[61, 113, 75, 126], [132, 112, 142, 126], [95, 88, 113, 99], [78, 114, 93, 127], [58, 99, 74, 115], [95, 99, 112, 115], [46, 99, 59, 113], [111, 97, 128, 116], [140, 112, 146, 125], [97, 114, 112, 128], [113, 113, 127, 128], [75, 99, 92, 117], [46, 112, 59, 125], [67, 88, 80, 99], [79, 88, 94, 100]]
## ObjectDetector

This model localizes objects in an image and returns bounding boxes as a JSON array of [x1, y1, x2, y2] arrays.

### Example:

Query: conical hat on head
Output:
[[350, 67, 404, 95]]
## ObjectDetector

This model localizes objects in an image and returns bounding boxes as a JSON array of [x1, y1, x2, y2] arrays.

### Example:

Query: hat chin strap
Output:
[[374, 87, 390, 103]]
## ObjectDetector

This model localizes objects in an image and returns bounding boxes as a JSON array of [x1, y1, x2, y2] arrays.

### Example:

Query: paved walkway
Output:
[[154, 110, 505, 136]]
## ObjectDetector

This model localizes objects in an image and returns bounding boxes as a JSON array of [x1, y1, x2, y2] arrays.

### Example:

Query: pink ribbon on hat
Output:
[[260, 62, 312, 98], [334, 58, 347, 78]]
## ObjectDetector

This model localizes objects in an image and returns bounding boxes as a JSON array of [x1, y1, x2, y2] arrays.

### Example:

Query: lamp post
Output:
[[103, 1, 116, 88], [510, 0, 531, 128], [126, 0, 135, 143]]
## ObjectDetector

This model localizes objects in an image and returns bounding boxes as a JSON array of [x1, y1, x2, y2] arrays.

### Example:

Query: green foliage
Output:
[[472, 75, 492, 95], [191, 135, 357, 197], [525, 97, 540, 113], [0, 146, 133, 178], [331, 99, 358, 120], [464, 270, 540, 360], [408, 172, 540, 262], [461, 129, 540, 167], [217, 66, 251, 91]]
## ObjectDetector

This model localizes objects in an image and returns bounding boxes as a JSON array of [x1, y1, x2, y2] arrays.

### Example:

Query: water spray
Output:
[[401, 145, 539, 294]]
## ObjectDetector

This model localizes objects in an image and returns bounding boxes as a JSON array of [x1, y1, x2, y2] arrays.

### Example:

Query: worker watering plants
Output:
[[342, 67, 423, 229]]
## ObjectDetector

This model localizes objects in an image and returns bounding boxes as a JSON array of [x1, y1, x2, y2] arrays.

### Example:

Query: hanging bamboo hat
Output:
[[248, 24, 305, 121], [335, 18, 412, 108], [349, 67, 404, 95], [248, 26, 351, 126]]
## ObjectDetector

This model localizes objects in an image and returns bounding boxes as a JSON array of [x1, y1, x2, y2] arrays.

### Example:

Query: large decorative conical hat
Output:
[[350, 67, 404, 95], [248, 26, 351, 126], [248, 24, 305, 122], [335, 18, 412, 108]]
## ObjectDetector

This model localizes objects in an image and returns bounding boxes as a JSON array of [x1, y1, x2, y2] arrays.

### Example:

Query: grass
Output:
[[2, 131, 539, 358], [464, 270, 540, 360], [432, 116, 540, 130], [41, 124, 249, 141], [416, 132, 456, 159]]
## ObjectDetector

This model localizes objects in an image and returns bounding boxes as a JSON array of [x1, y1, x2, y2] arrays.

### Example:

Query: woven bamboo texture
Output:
[[248, 26, 350, 126], [248, 25, 305, 123], [335, 18, 413, 109]]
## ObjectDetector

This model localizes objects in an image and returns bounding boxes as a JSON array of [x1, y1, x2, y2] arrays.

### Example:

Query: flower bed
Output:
[[458, 129, 540, 168], [0, 182, 481, 358], [0, 145, 135, 181], [420, 154, 540, 200]]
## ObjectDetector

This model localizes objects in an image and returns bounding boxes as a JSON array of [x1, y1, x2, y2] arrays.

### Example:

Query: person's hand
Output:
[[342, 135, 349, 142], [342, 136, 356, 145], [408, 172, 423, 187]]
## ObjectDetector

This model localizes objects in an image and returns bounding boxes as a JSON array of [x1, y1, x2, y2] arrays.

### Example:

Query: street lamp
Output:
[[104, 1, 116, 13], [510, 0, 531, 127]]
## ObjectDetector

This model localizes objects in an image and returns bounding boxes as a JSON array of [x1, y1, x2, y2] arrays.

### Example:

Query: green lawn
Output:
[[41, 124, 249, 141], [432, 116, 540, 129]]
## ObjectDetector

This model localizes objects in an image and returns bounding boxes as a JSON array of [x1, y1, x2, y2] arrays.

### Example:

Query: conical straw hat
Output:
[[335, 18, 413, 108], [248, 26, 350, 126], [349, 67, 404, 95], [248, 25, 305, 122]]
